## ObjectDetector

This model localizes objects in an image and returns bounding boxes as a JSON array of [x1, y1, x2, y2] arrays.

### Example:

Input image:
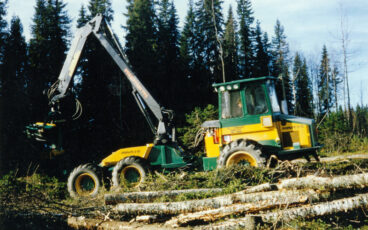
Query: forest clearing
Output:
[[1, 154, 368, 229]]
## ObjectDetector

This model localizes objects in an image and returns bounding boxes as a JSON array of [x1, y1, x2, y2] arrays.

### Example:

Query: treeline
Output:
[[0, 0, 365, 173]]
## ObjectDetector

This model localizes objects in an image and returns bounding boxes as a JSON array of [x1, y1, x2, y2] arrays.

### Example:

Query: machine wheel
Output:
[[67, 164, 100, 198], [112, 157, 148, 188], [217, 139, 266, 168]]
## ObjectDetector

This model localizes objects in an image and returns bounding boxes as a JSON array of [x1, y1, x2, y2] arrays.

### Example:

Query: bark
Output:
[[165, 189, 320, 227], [114, 189, 320, 215], [203, 192, 368, 229], [244, 173, 368, 193], [105, 188, 223, 205], [291, 154, 368, 163], [278, 173, 368, 190], [261, 192, 368, 223]]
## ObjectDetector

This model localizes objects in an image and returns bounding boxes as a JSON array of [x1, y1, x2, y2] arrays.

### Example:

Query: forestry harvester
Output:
[[25, 14, 320, 197]]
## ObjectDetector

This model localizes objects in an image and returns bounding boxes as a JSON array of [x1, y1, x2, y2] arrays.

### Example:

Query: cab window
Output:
[[221, 91, 243, 119], [245, 85, 268, 115]]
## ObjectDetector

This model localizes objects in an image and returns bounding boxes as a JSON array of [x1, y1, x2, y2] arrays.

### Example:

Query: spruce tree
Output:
[[293, 53, 313, 117], [237, 0, 254, 78], [179, 0, 205, 108], [253, 21, 270, 77], [77, 4, 88, 28], [318, 45, 333, 116], [0, 0, 8, 173], [195, 0, 224, 104], [156, 0, 181, 109], [223, 5, 238, 81], [28, 0, 71, 120], [271, 20, 293, 114], [87, 0, 113, 21], [1, 16, 29, 169], [124, 0, 158, 93]]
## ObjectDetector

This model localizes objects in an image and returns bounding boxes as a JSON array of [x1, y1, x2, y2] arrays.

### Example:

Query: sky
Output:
[[5, 0, 368, 107]]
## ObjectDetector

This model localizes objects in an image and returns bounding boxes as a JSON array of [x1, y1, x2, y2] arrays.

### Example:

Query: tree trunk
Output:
[[165, 189, 320, 227], [204, 192, 368, 229], [245, 173, 368, 193], [261, 192, 368, 223], [105, 188, 223, 205], [114, 189, 320, 215]]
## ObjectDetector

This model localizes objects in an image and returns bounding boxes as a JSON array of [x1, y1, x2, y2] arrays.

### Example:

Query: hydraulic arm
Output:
[[48, 14, 174, 144]]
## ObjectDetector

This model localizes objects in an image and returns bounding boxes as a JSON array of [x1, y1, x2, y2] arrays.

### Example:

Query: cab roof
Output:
[[212, 76, 277, 90]]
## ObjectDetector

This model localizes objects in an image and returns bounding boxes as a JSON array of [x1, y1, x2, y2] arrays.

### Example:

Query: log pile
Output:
[[105, 173, 368, 229]]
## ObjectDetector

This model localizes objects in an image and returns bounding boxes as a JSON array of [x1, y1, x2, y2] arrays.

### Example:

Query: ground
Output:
[[1, 153, 368, 229]]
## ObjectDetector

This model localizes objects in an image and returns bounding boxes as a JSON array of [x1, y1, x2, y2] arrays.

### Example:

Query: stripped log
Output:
[[261, 192, 368, 223], [278, 173, 368, 190], [165, 189, 320, 227], [105, 188, 223, 205], [114, 189, 320, 215], [202, 192, 368, 230], [244, 173, 368, 194]]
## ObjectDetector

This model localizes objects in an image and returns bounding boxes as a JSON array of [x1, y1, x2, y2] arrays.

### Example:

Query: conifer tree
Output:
[[253, 21, 270, 77], [293, 53, 313, 117], [271, 20, 293, 113], [318, 45, 333, 116], [1, 16, 29, 169], [179, 0, 205, 108], [0, 0, 8, 173], [87, 0, 113, 21], [223, 5, 238, 81], [195, 0, 223, 104], [237, 0, 254, 78], [156, 0, 181, 109], [28, 0, 71, 120], [77, 4, 88, 28], [124, 0, 158, 93]]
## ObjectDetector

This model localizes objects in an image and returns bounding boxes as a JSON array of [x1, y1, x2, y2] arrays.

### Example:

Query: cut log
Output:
[[278, 173, 368, 190], [203, 192, 368, 230], [114, 189, 320, 215], [244, 173, 368, 193], [165, 189, 320, 227], [261, 192, 368, 223], [105, 188, 223, 205]]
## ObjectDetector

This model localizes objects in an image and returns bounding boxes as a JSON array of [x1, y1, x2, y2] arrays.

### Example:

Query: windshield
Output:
[[267, 80, 281, 113], [245, 84, 268, 115]]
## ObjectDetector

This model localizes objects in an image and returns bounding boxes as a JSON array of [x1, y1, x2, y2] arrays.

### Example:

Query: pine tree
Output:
[[1, 16, 29, 169], [28, 0, 71, 120], [237, 0, 254, 78], [318, 45, 333, 116], [271, 20, 293, 114], [223, 5, 238, 81], [293, 53, 313, 117], [253, 21, 270, 77]]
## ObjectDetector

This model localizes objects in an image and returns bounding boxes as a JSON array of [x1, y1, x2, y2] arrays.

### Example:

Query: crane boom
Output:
[[49, 14, 172, 142]]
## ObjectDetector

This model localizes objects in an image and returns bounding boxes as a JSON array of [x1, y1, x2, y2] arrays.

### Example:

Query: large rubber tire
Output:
[[112, 157, 148, 188], [67, 164, 100, 198], [217, 139, 266, 168]]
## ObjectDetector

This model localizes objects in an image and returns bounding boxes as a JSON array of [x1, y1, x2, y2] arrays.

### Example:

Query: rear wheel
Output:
[[112, 157, 148, 188], [67, 164, 100, 198], [217, 139, 266, 168]]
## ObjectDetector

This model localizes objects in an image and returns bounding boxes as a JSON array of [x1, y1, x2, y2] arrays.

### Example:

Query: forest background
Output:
[[0, 0, 367, 175]]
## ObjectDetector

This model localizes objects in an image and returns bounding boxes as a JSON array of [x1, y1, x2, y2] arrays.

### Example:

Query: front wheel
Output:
[[217, 140, 266, 168], [112, 157, 148, 188], [67, 164, 100, 198]]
